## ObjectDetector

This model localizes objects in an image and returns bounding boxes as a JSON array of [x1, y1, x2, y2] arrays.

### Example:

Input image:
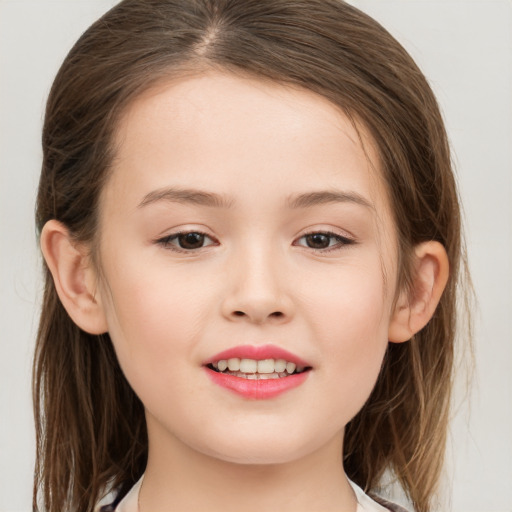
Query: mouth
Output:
[[203, 345, 312, 399], [207, 357, 310, 380]]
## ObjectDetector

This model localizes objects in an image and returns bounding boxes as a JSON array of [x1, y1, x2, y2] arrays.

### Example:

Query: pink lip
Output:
[[204, 344, 310, 367], [205, 368, 309, 399], [203, 344, 311, 400]]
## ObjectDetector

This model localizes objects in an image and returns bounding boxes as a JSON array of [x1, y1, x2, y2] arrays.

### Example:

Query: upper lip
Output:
[[204, 344, 310, 368]]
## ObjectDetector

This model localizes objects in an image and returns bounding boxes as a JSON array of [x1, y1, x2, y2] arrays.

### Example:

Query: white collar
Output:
[[113, 474, 391, 512]]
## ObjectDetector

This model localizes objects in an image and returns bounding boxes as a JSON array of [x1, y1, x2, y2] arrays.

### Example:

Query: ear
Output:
[[388, 241, 449, 343], [40, 219, 108, 335]]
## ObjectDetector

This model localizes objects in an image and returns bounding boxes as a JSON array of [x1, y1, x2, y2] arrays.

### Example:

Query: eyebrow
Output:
[[137, 186, 373, 211], [287, 190, 374, 210], [137, 187, 234, 209]]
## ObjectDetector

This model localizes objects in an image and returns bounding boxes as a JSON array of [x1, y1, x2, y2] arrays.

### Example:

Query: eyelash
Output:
[[155, 230, 355, 253], [155, 230, 218, 253], [293, 231, 355, 252]]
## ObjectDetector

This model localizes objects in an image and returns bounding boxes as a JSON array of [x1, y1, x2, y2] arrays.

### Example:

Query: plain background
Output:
[[0, 1, 511, 511]]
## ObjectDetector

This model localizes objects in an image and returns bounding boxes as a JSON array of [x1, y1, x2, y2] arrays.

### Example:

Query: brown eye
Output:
[[305, 233, 331, 249], [294, 231, 354, 251], [177, 232, 206, 249], [157, 231, 216, 251]]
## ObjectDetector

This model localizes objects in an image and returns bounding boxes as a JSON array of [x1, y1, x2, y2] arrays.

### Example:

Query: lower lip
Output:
[[204, 367, 309, 399]]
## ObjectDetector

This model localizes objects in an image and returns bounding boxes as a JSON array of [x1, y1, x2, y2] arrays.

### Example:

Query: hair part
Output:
[[34, 1, 470, 511]]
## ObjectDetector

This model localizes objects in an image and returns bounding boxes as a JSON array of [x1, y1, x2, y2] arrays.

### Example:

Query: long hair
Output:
[[34, 1, 469, 510]]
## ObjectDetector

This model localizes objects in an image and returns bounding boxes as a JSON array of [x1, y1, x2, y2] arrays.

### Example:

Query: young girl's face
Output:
[[95, 72, 401, 465]]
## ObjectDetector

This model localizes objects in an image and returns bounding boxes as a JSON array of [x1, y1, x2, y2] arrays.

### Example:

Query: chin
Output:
[[191, 427, 324, 466], [205, 447, 310, 466]]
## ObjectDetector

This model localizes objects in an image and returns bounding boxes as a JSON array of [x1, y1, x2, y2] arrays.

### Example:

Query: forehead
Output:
[[106, 71, 392, 224], [111, 71, 386, 199]]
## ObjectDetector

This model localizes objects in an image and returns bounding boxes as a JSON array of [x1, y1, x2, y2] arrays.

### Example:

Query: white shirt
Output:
[[112, 475, 391, 512]]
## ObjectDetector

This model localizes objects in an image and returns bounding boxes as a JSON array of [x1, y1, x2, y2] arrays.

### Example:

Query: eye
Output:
[[156, 231, 217, 251], [294, 231, 354, 251]]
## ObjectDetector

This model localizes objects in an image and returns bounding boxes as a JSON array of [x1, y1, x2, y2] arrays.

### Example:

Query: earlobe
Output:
[[388, 241, 449, 343], [40, 220, 108, 335]]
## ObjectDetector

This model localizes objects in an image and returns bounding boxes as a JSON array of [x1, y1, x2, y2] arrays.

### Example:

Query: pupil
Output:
[[179, 232, 204, 249], [307, 233, 329, 249]]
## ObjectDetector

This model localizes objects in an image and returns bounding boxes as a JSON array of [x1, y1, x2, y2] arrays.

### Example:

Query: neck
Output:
[[140, 416, 357, 512]]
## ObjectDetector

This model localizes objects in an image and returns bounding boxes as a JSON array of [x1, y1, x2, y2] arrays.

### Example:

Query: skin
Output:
[[41, 71, 449, 511]]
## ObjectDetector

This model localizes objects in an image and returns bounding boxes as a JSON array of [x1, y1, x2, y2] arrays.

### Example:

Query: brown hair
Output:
[[34, 1, 468, 511]]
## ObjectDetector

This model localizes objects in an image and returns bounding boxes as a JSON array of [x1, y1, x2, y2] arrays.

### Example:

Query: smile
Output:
[[208, 358, 307, 379], [204, 345, 311, 399]]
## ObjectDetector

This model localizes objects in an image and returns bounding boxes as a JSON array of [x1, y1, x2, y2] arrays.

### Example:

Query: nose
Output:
[[220, 247, 294, 325]]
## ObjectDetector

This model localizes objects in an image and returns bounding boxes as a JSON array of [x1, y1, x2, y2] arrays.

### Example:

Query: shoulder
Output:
[[371, 495, 410, 512], [349, 479, 410, 512], [96, 476, 143, 512]]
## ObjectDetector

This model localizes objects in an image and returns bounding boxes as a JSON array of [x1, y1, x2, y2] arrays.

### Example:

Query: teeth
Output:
[[257, 372, 280, 380], [212, 358, 306, 376], [227, 358, 240, 371], [286, 362, 296, 374], [224, 371, 283, 380], [239, 358, 258, 373], [274, 359, 287, 373], [257, 359, 275, 374]]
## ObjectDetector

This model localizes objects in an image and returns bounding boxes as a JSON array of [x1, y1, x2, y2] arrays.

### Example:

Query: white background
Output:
[[0, 1, 511, 511]]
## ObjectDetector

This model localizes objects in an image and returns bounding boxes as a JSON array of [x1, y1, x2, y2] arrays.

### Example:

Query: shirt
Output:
[[101, 475, 409, 512]]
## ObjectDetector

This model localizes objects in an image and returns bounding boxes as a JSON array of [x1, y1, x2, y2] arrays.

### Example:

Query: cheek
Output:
[[305, 260, 390, 344], [302, 263, 391, 417], [97, 252, 214, 385]]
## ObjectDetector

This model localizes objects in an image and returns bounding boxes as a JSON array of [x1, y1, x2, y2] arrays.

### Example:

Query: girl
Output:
[[33, 1, 468, 511]]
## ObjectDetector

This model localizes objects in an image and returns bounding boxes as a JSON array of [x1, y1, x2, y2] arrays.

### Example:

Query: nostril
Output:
[[229, 310, 285, 320]]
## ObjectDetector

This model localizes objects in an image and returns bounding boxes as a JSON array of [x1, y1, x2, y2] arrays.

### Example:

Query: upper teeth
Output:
[[213, 358, 303, 374]]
